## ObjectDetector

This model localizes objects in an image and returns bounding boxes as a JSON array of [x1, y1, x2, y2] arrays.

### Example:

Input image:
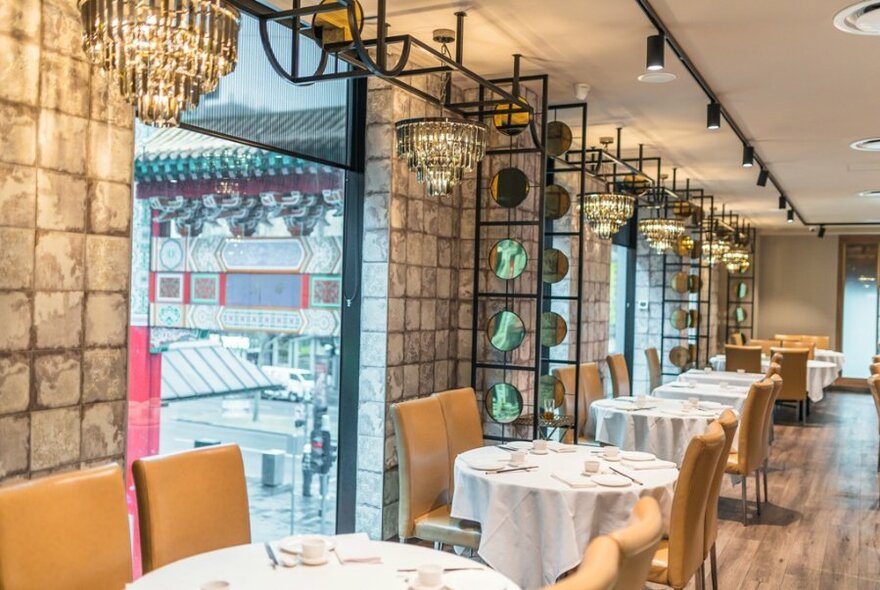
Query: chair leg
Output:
[[806, 397, 811, 417], [696, 563, 705, 590], [763, 457, 769, 504], [433, 541, 443, 551], [741, 476, 748, 525], [755, 470, 762, 515], [710, 544, 718, 590]]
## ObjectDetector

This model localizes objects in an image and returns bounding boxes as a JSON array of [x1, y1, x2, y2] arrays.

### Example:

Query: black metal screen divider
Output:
[[724, 227, 757, 344], [470, 74, 551, 443]]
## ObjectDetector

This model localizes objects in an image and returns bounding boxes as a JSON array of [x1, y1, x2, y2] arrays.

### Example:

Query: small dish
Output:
[[601, 455, 620, 462], [591, 474, 631, 487], [620, 451, 655, 462], [278, 535, 335, 555], [530, 449, 550, 455], [300, 555, 329, 566]]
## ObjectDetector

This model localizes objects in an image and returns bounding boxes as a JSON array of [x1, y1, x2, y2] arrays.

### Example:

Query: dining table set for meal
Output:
[[450, 440, 678, 589], [589, 396, 738, 465], [128, 533, 519, 590], [652, 375, 750, 412], [709, 354, 837, 401]]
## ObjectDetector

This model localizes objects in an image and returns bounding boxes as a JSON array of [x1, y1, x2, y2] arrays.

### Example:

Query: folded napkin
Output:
[[551, 472, 596, 488], [334, 533, 382, 564], [549, 443, 577, 453], [620, 459, 677, 471]]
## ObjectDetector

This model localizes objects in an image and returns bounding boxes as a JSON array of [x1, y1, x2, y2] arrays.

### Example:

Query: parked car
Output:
[[260, 366, 316, 402]]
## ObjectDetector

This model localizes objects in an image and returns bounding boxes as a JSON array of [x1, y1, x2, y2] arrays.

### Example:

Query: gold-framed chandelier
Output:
[[639, 216, 685, 253], [702, 238, 731, 265], [723, 244, 751, 273], [396, 117, 488, 197], [79, 0, 241, 127], [582, 193, 636, 240]]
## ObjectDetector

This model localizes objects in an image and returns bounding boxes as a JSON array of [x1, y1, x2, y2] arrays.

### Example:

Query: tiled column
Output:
[[0, 0, 134, 483]]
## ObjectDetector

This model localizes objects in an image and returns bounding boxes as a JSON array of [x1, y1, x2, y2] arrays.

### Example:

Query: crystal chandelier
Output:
[[396, 117, 488, 197], [723, 245, 751, 273], [702, 239, 731, 265], [79, 0, 241, 127], [582, 193, 635, 239], [639, 217, 685, 253]]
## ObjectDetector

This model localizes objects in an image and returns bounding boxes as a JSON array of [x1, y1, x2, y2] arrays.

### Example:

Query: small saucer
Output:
[[530, 449, 549, 455], [601, 455, 620, 462], [300, 556, 329, 566], [581, 471, 599, 477], [507, 462, 528, 468], [409, 582, 443, 590]]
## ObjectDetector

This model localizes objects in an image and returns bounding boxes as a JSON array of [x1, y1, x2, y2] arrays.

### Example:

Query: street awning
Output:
[[160, 345, 282, 401]]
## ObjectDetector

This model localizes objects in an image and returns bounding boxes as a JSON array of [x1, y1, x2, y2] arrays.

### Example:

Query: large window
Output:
[[608, 244, 630, 355]]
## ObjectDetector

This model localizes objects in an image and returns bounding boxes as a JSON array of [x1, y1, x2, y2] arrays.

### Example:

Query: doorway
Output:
[[837, 237, 879, 380]]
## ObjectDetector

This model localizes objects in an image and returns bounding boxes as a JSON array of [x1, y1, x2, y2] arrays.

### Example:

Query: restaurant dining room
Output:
[[3, 0, 880, 589]]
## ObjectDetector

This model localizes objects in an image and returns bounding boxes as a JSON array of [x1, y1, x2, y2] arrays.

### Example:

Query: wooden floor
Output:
[[703, 391, 880, 589]]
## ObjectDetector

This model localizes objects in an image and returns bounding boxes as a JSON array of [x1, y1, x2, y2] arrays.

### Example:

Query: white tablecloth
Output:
[[681, 369, 764, 388], [590, 398, 735, 465], [816, 349, 846, 372], [652, 382, 749, 413], [709, 356, 837, 402], [129, 539, 519, 590], [451, 445, 677, 589]]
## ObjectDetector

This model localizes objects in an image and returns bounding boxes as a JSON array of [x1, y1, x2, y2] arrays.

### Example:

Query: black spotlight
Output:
[[742, 145, 755, 168], [646, 34, 665, 71], [707, 102, 721, 130], [778, 195, 786, 210], [757, 169, 769, 187], [787, 209, 794, 223], [818, 226, 826, 238]]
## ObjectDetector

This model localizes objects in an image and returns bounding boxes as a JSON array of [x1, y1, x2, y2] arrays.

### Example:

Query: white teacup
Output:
[[533, 439, 548, 452], [417, 564, 443, 588], [635, 395, 647, 408], [584, 459, 601, 474], [301, 538, 326, 562], [201, 582, 230, 590], [603, 446, 620, 460], [736, 368, 745, 374], [704, 366, 713, 373], [510, 450, 527, 465], [687, 397, 700, 409]]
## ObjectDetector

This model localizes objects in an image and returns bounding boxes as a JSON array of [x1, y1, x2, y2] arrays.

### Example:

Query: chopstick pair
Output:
[[607, 465, 643, 486], [487, 465, 538, 475]]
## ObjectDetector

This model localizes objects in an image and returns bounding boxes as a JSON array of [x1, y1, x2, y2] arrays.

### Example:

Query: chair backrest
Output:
[[391, 396, 450, 539], [770, 347, 809, 402], [728, 332, 745, 346], [871, 363, 880, 376], [869, 375, 880, 433], [608, 497, 664, 590], [704, 410, 739, 558], [735, 379, 775, 472], [873, 354, 880, 364], [0, 464, 132, 590], [543, 536, 620, 590], [773, 333, 802, 341], [765, 361, 782, 379], [725, 345, 762, 374], [645, 348, 662, 391], [800, 335, 830, 350], [762, 374, 784, 455], [748, 338, 780, 356], [606, 354, 631, 398], [435, 387, 484, 495], [133, 443, 251, 573], [554, 362, 605, 442], [781, 339, 815, 359], [666, 422, 725, 589]]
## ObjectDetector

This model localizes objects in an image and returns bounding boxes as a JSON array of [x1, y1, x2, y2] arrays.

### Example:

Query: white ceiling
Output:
[[343, 0, 880, 231]]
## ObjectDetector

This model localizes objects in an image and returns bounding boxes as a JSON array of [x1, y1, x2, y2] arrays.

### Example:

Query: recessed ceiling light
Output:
[[858, 189, 880, 197], [850, 137, 880, 151], [637, 71, 676, 84], [834, 1, 880, 35]]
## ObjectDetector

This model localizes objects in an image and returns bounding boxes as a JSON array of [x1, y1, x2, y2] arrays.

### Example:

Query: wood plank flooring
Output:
[[697, 391, 880, 589]]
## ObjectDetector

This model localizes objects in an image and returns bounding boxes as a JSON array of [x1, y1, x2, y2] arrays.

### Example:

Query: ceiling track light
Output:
[[757, 168, 769, 187], [787, 208, 795, 223], [778, 195, 787, 210], [818, 225, 826, 238], [707, 102, 721, 130], [646, 33, 665, 71], [742, 145, 755, 168]]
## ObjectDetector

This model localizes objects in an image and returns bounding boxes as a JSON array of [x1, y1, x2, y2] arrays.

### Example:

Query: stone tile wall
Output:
[[0, 0, 134, 484]]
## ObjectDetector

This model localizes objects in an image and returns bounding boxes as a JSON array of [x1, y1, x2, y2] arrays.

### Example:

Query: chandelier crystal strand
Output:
[[722, 245, 751, 273], [79, 0, 241, 127], [639, 217, 685, 252], [396, 117, 488, 198], [582, 193, 635, 239], [702, 239, 731, 266]]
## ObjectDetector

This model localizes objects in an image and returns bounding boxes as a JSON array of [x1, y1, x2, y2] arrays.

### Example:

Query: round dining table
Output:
[[652, 381, 749, 413], [451, 443, 677, 590], [589, 397, 736, 465], [708, 356, 838, 402], [128, 538, 519, 590]]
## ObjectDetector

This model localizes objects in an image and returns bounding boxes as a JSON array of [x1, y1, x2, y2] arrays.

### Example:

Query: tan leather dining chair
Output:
[[800, 335, 830, 350], [728, 332, 745, 346], [0, 464, 132, 590], [703, 410, 739, 590], [764, 361, 782, 379], [608, 496, 663, 590], [870, 363, 880, 376], [133, 443, 251, 573], [781, 339, 815, 359], [872, 355, 880, 364], [725, 344, 762, 374], [760, 374, 784, 503], [645, 348, 662, 392], [770, 347, 810, 422], [725, 379, 774, 525], [747, 339, 780, 357], [554, 362, 605, 444], [542, 536, 620, 590], [435, 387, 484, 495], [606, 353, 631, 398], [391, 396, 480, 550], [647, 422, 725, 590], [869, 375, 880, 472]]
